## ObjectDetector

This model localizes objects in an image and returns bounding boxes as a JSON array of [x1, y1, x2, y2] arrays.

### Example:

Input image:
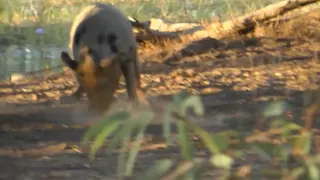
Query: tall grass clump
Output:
[[0, 0, 288, 46]]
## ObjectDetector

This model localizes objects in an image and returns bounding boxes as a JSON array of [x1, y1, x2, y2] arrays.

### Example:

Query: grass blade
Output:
[[181, 95, 204, 116], [172, 112, 220, 154], [177, 121, 194, 160], [106, 118, 135, 155], [89, 120, 122, 160], [163, 104, 175, 146], [82, 111, 131, 143], [125, 111, 154, 176], [138, 159, 174, 180]]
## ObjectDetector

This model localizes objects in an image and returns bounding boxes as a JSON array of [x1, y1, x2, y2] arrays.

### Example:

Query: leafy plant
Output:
[[82, 109, 154, 178], [83, 91, 320, 179]]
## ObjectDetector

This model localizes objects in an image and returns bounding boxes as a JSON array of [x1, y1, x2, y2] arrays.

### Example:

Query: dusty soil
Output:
[[0, 10, 320, 179]]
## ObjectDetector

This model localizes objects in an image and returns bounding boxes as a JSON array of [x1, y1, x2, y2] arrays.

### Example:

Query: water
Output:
[[0, 44, 67, 80]]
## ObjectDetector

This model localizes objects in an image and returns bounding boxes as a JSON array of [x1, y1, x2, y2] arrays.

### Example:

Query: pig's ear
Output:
[[61, 51, 78, 70]]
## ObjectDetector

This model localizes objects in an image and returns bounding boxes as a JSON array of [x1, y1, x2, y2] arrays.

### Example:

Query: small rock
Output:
[[274, 72, 282, 77], [31, 94, 38, 101], [153, 77, 161, 83], [83, 164, 91, 168], [234, 78, 242, 82], [200, 80, 210, 86], [243, 72, 250, 77], [10, 73, 24, 82], [211, 70, 222, 76], [183, 69, 195, 77], [253, 71, 260, 76], [45, 92, 60, 99], [200, 87, 222, 94], [174, 76, 184, 83]]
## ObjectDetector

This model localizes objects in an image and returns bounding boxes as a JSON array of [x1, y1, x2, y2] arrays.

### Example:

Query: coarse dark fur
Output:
[[60, 3, 146, 114]]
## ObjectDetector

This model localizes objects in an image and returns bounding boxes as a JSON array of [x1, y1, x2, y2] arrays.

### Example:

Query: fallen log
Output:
[[204, 0, 320, 38], [129, 0, 320, 42], [129, 17, 204, 43]]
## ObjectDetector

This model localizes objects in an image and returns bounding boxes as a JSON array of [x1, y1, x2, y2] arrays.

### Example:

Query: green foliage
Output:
[[262, 100, 289, 117], [82, 110, 154, 177], [170, 91, 229, 157], [124, 111, 154, 176], [210, 154, 234, 169], [82, 111, 131, 159], [138, 159, 173, 180], [83, 90, 320, 179], [173, 91, 204, 160]]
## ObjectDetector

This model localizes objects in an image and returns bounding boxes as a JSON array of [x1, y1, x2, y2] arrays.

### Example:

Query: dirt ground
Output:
[[0, 11, 320, 179]]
